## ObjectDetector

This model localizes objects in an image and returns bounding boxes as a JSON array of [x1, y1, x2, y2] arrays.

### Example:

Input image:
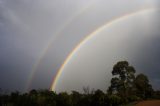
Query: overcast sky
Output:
[[0, 0, 160, 92]]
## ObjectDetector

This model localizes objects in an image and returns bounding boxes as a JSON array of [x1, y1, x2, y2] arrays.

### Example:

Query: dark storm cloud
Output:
[[0, 39, 35, 91], [129, 12, 160, 90], [134, 35, 160, 90], [0, 0, 62, 91], [0, 0, 98, 91], [0, 0, 160, 92]]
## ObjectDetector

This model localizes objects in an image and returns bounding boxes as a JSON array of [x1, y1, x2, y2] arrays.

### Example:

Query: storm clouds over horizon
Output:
[[0, 0, 160, 92]]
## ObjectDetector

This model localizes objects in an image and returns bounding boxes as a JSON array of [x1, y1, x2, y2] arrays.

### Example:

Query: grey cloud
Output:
[[0, 0, 160, 92]]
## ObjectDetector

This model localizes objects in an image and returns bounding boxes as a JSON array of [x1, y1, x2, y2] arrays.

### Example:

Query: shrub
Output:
[[128, 95, 141, 102], [108, 95, 122, 106]]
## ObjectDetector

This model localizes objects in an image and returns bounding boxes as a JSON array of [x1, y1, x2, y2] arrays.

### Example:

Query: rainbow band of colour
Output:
[[25, 2, 97, 91], [50, 8, 159, 91]]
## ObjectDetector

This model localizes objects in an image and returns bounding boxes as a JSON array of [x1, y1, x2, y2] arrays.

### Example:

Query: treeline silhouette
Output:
[[0, 61, 160, 106]]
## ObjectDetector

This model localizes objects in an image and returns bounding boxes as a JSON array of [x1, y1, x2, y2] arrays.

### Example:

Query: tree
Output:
[[71, 91, 82, 106], [108, 61, 136, 99], [91, 89, 105, 106], [107, 95, 122, 106], [57, 92, 73, 106], [134, 74, 153, 99]]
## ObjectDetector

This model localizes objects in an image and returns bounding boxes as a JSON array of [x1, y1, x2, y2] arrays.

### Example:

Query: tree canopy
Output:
[[0, 60, 159, 106]]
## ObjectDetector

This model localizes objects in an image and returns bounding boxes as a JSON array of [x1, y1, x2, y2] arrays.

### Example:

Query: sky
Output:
[[0, 0, 160, 92]]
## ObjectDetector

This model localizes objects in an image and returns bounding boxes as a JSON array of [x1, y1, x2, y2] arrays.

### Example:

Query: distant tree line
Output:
[[0, 61, 160, 106]]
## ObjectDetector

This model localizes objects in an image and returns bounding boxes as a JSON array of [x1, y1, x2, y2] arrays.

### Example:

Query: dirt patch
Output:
[[136, 100, 160, 106]]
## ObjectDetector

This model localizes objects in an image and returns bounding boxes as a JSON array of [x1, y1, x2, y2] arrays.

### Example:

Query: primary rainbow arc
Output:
[[50, 8, 159, 91]]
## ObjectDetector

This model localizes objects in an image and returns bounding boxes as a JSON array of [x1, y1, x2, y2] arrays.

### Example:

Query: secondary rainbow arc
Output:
[[25, 2, 97, 91]]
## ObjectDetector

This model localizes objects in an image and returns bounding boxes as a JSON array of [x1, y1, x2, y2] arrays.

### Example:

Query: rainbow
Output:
[[25, 2, 97, 91], [50, 8, 159, 91]]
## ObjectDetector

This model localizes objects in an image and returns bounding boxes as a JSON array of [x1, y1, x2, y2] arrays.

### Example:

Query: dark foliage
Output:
[[0, 61, 159, 106]]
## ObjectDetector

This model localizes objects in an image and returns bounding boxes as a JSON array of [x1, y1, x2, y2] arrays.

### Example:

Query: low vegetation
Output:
[[0, 61, 160, 106]]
